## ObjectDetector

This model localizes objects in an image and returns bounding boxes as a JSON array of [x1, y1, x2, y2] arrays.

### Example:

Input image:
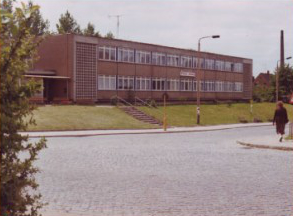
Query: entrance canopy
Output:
[[24, 75, 70, 79]]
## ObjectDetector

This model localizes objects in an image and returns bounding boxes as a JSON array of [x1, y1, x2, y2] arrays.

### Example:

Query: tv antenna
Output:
[[108, 14, 124, 38]]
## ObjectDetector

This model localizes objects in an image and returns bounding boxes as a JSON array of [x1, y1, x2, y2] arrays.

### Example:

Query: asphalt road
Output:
[[33, 126, 293, 216]]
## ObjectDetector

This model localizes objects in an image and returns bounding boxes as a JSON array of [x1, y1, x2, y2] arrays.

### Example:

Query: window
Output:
[[118, 76, 134, 90], [152, 52, 166, 65], [215, 60, 225, 71], [180, 79, 193, 91], [205, 59, 215, 70], [234, 63, 243, 73], [194, 58, 205, 69], [234, 82, 243, 92], [224, 62, 232, 72], [118, 48, 134, 63], [135, 77, 151, 91], [167, 54, 180, 67], [215, 81, 224, 92], [193, 81, 197, 91], [181, 56, 193, 68], [152, 78, 166, 91], [203, 81, 215, 92], [98, 46, 116, 61], [135, 51, 151, 64], [98, 75, 116, 90], [167, 79, 180, 91]]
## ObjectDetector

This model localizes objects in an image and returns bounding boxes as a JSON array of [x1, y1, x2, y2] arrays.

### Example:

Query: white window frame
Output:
[[98, 75, 116, 90], [181, 56, 193, 68], [135, 50, 151, 64], [118, 48, 134, 63], [167, 54, 180, 67], [98, 46, 116, 61]]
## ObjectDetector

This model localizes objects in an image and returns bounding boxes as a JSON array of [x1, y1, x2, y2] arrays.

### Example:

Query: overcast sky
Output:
[[24, 0, 293, 76]]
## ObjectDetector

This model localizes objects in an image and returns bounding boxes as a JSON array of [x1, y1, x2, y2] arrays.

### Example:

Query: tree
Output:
[[28, 1, 50, 35], [83, 22, 101, 37], [105, 31, 115, 39], [270, 64, 293, 102], [56, 10, 81, 34], [1, 1, 47, 216]]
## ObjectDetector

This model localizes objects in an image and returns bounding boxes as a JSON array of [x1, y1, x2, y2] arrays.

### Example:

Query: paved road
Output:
[[33, 126, 293, 216]]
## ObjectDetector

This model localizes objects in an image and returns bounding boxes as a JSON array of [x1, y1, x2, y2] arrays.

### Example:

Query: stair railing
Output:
[[115, 95, 135, 107], [134, 96, 164, 116]]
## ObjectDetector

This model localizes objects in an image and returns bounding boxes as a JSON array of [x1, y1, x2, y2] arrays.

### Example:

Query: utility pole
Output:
[[108, 14, 123, 38]]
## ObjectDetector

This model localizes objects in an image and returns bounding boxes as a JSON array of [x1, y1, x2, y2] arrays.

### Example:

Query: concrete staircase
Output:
[[120, 106, 162, 126]]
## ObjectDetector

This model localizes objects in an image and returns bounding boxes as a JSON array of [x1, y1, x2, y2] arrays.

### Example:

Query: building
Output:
[[254, 71, 271, 87], [28, 34, 253, 103]]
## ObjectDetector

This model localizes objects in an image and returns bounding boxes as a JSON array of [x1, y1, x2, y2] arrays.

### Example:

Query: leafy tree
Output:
[[28, 1, 50, 35], [83, 22, 101, 37], [270, 64, 293, 102], [56, 10, 81, 34], [0, 1, 47, 216], [253, 85, 274, 102], [105, 31, 115, 39]]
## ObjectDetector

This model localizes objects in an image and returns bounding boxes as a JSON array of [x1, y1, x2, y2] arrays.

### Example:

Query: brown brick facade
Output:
[[32, 34, 253, 103]]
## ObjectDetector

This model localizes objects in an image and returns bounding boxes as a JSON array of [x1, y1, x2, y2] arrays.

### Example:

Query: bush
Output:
[[110, 96, 118, 106]]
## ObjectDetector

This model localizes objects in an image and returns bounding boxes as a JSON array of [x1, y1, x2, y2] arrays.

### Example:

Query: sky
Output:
[[23, 0, 293, 76]]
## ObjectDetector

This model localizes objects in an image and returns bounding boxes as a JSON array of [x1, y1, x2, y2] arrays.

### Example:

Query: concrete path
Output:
[[21, 122, 271, 138], [237, 134, 293, 151]]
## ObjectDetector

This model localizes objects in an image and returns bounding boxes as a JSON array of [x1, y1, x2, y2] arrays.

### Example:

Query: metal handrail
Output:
[[115, 95, 135, 107], [134, 96, 164, 115]]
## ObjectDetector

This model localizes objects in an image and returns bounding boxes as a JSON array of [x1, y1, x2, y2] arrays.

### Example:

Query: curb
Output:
[[24, 123, 271, 138], [237, 141, 293, 151]]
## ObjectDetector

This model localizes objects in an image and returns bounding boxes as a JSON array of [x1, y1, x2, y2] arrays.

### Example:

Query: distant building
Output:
[[254, 71, 271, 87], [27, 34, 253, 103]]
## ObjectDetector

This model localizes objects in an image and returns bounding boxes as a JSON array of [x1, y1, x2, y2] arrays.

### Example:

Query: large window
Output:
[[204, 81, 215, 92], [152, 77, 166, 91], [118, 76, 134, 90], [215, 60, 225, 71], [194, 58, 205, 69], [98, 46, 116, 61], [234, 82, 243, 92], [152, 52, 166, 66], [224, 62, 233, 72], [205, 59, 215, 70], [234, 63, 243, 73], [180, 79, 193, 91], [135, 77, 151, 91], [181, 56, 193, 68], [167, 54, 180, 67], [118, 48, 134, 63], [98, 75, 116, 90], [215, 81, 224, 92], [167, 79, 180, 91], [135, 51, 151, 64]]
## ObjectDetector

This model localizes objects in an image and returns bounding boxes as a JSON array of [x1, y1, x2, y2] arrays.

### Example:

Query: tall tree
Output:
[[105, 31, 115, 39], [0, 1, 47, 216], [56, 10, 81, 34], [270, 64, 293, 101], [83, 22, 101, 37], [28, 1, 50, 35]]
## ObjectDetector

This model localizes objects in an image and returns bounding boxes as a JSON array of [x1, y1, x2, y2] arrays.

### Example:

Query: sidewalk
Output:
[[21, 122, 271, 138], [237, 135, 293, 151]]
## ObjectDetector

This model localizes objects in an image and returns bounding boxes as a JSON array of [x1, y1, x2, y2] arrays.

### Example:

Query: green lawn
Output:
[[26, 103, 293, 131], [139, 102, 293, 127], [26, 105, 158, 131]]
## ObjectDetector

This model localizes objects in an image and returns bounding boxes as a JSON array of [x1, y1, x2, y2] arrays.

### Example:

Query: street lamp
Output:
[[196, 35, 220, 124], [276, 56, 292, 102]]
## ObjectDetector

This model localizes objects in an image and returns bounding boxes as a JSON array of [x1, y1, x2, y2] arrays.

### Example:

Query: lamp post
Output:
[[196, 35, 220, 124], [276, 56, 292, 102]]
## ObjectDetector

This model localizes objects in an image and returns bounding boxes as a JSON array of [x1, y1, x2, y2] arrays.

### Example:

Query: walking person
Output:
[[273, 101, 289, 142]]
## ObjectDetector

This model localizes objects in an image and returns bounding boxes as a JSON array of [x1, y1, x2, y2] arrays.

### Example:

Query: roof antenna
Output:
[[108, 14, 124, 39]]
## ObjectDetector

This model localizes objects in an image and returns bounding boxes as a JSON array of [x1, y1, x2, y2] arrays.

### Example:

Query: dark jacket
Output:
[[273, 107, 289, 125]]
